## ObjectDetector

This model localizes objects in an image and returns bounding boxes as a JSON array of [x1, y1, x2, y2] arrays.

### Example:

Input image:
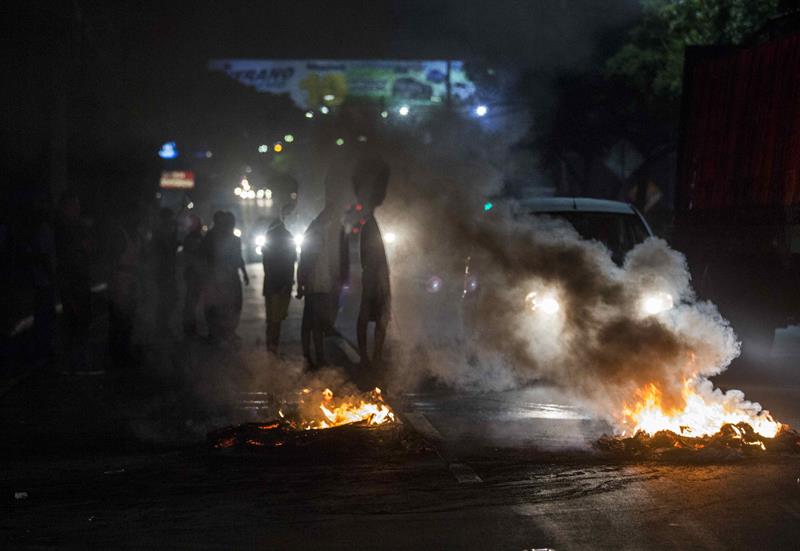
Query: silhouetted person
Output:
[[108, 208, 143, 368], [55, 191, 93, 373], [27, 200, 57, 368], [262, 207, 297, 354], [353, 157, 391, 369], [152, 207, 178, 335], [203, 211, 249, 343], [182, 214, 205, 336], [297, 206, 349, 368]]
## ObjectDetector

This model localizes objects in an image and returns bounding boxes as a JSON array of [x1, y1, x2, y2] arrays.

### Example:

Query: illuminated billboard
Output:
[[208, 59, 476, 109]]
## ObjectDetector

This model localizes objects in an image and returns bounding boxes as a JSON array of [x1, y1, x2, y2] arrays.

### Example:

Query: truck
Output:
[[674, 26, 800, 356]]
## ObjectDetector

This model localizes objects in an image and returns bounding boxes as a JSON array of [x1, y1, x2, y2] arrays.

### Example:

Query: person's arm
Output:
[[237, 237, 249, 285], [340, 226, 350, 286]]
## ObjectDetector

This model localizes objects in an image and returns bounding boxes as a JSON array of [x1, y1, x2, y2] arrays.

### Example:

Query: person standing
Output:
[[55, 191, 93, 373], [108, 207, 143, 368], [202, 211, 249, 343], [27, 201, 57, 369], [353, 157, 391, 369], [297, 205, 349, 368], [261, 207, 297, 354], [152, 208, 179, 336], [181, 214, 205, 337]]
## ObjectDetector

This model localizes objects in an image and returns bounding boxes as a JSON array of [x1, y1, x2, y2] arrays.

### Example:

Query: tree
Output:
[[606, 0, 785, 102]]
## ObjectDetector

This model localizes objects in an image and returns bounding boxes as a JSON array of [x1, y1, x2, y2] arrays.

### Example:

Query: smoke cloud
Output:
[[347, 113, 772, 432]]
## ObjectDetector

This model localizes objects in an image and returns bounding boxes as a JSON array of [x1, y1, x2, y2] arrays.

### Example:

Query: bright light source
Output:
[[483, 201, 494, 212], [380, 111, 389, 119], [383, 232, 397, 244], [265, 188, 273, 199], [293, 234, 304, 247], [254, 235, 266, 247], [256, 189, 265, 199], [320, 106, 330, 114], [158, 141, 178, 159], [323, 94, 335, 102], [284, 134, 294, 143], [305, 111, 314, 119], [335, 138, 344, 146], [187, 202, 194, 209], [234, 187, 242, 196], [273, 143, 283, 153], [255, 246, 262, 255], [241, 178, 250, 190], [540, 296, 560, 314], [475, 105, 488, 117], [357, 135, 368, 142], [398, 105, 410, 116], [641, 292, 674, 316], [258, 144, 269, 153], [525, 291, 560, 314], [246, 190, 256, 199], [427, 276, 443, 293], [233, 228, 242, 237]]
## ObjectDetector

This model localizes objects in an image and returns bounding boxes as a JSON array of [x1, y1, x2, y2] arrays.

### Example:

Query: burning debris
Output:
[[619, 378, 782, 439], [596, 422, 800, 460], [208, 387, 405, 452]]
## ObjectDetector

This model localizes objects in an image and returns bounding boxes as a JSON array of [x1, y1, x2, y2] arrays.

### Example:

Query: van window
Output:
[[533, 211, 650, 264]]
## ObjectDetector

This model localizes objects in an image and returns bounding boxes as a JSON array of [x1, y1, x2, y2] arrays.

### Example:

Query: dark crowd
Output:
[[4, 158, 392, 379]]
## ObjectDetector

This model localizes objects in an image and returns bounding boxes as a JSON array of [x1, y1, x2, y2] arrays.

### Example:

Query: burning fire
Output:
[[287, 387, 396, 431], [621, 380, 782, 439]]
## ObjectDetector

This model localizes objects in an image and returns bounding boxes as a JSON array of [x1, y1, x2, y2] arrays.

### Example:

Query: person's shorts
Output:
[[265, 293, 291, 322]]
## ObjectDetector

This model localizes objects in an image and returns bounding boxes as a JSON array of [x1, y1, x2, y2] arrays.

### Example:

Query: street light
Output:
[[380, 111, 389, 119], [305, 111, 314, 119], [475, 105, 488, 117], [323, 94, 335, 102], [320, 105, 330, 114], [398, 105, 410, 116], [258, 144, 269, 153], [284, 134, 294, 143]]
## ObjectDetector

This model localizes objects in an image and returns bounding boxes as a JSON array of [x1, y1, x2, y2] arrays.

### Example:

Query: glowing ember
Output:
[[621, 380, 782, 439]]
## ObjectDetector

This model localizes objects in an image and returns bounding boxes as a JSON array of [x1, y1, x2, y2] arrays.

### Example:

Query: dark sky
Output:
[[96, 0, 640, 70], [3, 0, 642, 198]]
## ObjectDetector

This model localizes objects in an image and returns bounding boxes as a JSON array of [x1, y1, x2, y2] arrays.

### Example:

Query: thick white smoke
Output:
[[352, 115, 775, 433]]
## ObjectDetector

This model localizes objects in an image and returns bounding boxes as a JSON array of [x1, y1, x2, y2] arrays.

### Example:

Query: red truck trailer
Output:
[[675, 29, 800, 356]]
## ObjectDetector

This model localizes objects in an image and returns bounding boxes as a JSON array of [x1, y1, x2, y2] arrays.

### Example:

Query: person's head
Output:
[[212, 210, 225, 228], [58, 190, 81, 221], [279, 202, 294, 222], [223, 211, 236, 233], [158, 207, 174, 226], [353, 156, 390, 210], [186, 214, 202, 234]]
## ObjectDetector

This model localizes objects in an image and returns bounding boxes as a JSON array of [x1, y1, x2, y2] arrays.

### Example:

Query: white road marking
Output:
[[449, 462, 483, 484], [403, 412, 443, 441]]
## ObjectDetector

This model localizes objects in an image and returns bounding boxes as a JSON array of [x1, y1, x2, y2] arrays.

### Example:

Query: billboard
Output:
[[160, 170, 195, 190], [208, 59, 476, 110]]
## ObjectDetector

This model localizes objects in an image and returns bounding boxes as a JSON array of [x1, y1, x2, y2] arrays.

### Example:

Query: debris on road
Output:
[[595, 422, 800, 460]]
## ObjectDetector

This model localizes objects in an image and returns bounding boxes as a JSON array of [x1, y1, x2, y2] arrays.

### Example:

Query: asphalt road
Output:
[[2, 264, 800, 550]]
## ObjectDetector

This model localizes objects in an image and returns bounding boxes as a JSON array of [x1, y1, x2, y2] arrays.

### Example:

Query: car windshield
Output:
[[536, 211, 649, 264]]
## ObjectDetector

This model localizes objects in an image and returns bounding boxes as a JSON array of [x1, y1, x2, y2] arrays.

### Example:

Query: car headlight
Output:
[[640, 292, 673, 316], [525, 291, 560, 314], [254, 235, 266, 247]]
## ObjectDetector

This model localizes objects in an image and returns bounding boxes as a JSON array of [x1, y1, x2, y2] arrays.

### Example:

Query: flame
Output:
[[286, 387, 396, 431], [621, 381, 782, 438]]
